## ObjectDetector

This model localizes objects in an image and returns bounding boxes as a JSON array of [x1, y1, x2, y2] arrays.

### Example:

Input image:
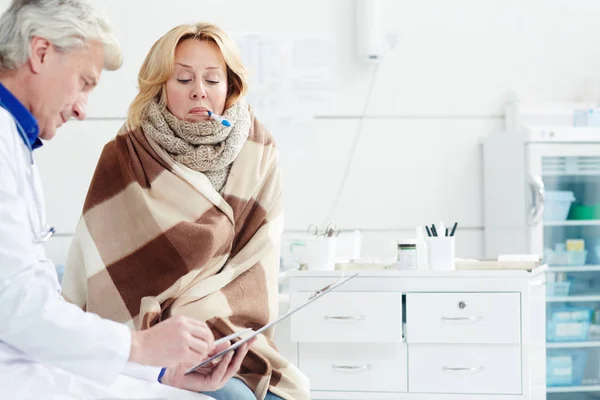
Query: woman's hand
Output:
[[162, 338, 256, 392]]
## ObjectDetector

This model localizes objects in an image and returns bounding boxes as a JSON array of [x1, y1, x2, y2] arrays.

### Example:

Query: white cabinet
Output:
[[286, 268, 547, 400], [406, 292, 521, 344], [299, 343, 408, 393], [408, 344, 522, 395], [291, 292, 403, 343]]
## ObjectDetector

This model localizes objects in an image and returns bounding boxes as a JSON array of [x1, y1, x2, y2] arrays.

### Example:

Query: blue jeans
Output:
[[202, 378, 284, 400]]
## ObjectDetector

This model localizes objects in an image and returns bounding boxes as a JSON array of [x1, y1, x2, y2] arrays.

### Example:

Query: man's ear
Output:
[[29, 36, 51, 74]]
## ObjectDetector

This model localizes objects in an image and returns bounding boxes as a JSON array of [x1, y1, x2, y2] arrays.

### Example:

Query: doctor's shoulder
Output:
[[0, 106, 14, 135], [0, 107, 22, 155]]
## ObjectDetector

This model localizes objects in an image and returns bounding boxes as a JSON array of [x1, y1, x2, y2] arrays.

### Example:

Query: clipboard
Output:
[[184, 272, 359, 375]]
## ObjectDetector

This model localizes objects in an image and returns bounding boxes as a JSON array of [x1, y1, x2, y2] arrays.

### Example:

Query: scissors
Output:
[[307, 223, 341, 237]]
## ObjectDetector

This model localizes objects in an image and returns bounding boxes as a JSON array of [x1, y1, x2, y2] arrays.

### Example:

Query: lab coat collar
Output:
[[0, 83, 42, 150]]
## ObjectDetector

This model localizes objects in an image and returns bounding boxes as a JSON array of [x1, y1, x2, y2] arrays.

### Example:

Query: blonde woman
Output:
[[62, 23, 309, 400]]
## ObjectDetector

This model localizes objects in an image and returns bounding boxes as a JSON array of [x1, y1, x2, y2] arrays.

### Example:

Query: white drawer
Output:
[[406, 292, 520, 344], [299, 343, 407, 392], [408, 344, 521, 394], [290, 292, 402, 343]]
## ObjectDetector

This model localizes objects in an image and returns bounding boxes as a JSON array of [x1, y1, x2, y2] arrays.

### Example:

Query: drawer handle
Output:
[[441, 316, 484, 323], [324, 315, 365, 322], [332, 364, 372, 373], [443, 366, 485, 373]]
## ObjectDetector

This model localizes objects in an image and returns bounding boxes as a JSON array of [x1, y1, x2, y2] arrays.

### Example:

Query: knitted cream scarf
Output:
[[142, 100, 251, 192]]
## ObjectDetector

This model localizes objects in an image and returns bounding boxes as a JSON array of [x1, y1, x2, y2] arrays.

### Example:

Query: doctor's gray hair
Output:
[[0, 0, 123, 71]]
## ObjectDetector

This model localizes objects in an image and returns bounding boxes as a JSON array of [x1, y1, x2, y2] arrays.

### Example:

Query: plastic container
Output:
[[546, 281, 571, 297], [547, 307, 593, 342], [550, 307, 594, 323], [547, 349, 589, 386], [569, 204, 595, 220], [547, 320, 591, 342], [594, 203, 600, 219], [304, 237, 337, 271], [415, 227, 429, 270], [545, 191, 576, 221], [574, 108, 600, 127], [588, 237, 600, 265], [395, 239, 417, 270], [426, 236, 455, 270], [545, 250, 588, 266], [589, 324, 600, 340]]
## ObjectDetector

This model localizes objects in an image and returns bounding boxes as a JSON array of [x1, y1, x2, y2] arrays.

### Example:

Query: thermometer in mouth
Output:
[[207, 110, 231, 127]]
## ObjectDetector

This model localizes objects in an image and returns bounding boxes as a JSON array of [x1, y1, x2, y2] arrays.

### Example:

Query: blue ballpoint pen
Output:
[[207, 110, 231, 127]]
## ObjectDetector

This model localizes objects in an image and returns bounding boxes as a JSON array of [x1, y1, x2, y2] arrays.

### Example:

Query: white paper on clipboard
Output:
[[184, 272, 359, 374]]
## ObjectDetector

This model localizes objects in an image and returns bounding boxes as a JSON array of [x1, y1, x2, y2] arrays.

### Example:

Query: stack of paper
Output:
[[455, 255, 542, 271]]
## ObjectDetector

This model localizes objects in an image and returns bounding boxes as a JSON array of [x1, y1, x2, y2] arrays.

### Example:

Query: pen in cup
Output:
[[426, 222, 458, 237], [449, 222, 458, 237], [438, 222, 446, 237]]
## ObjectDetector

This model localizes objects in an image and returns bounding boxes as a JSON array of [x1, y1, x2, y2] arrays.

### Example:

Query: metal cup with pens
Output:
[[304, 223, 341, 271], [425, 222, 457, 270]]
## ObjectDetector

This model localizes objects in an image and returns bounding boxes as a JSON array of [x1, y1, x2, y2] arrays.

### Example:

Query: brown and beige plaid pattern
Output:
[[61, 113, 310, 400]]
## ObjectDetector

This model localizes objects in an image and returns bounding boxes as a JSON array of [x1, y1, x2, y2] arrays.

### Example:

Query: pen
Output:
[[207, 110, 231, 127], [214, 328, 252, 346], [445, 228, 449, 237], [425, 225, 432, 237], [450, 222, 458, 237], [431, 225, 438, 237]]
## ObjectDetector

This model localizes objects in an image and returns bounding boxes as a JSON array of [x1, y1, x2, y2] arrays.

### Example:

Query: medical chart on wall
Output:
[[232, 33, 336, 126]]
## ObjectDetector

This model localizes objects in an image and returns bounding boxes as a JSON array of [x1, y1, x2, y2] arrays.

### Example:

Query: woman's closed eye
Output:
[[80, 78, 90, 91], [177, 78, 219, 85]]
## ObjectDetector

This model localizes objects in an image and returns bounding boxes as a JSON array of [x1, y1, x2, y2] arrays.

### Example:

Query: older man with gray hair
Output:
[[0, 1, 249, 398]]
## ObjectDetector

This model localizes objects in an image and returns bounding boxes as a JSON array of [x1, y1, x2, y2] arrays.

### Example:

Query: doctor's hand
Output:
[[129, 315, 215, 367], [162, 338, 255, 392]]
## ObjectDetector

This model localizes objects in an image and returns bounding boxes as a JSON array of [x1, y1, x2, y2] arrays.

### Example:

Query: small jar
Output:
[[395, 239, 417, 270]]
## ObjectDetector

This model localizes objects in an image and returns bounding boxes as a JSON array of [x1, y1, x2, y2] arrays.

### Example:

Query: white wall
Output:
[[4, 0, 600, 263]]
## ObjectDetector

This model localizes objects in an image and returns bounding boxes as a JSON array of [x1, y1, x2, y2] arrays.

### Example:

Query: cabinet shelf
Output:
[[547, 341, 600, 349], [547, 295, 600, 302], [547, 385, 600, 393], [548, 265, 600, 272], [544, 220, 600, 227]]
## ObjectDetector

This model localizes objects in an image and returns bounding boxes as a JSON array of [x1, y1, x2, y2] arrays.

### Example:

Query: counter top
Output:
[[284, 264, 548, 279]]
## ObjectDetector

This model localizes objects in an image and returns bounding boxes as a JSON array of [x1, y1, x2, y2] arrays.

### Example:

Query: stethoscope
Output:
[[0, 101, 55, 244]]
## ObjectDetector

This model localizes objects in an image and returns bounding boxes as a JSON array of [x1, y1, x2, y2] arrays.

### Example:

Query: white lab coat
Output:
[[0, 107, 208, 400]]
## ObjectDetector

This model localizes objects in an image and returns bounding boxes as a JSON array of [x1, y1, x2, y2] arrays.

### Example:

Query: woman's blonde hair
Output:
[[127, 23, 248, 129]]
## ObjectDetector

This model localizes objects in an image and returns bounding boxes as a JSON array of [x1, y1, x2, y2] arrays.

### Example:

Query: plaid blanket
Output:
[[61, 114, 309, 400]]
